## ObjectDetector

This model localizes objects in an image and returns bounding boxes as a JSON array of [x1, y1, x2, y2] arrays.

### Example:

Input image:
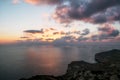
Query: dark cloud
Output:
[[91, 6, 120, 23], [62, 36, 75, 40], [57, 31, 82, 36], [98, 24, 111, 32], [84, 0, 120, 17], [52, 5, 71, 23], [53, 31, 66, 35], [20, 36, 29, 39], [53, 32, 59, 35], [91, 35, 99, 41], [77, 36, 89, 41], [65, 30, 81, 35], [115, 36, 120, 41], [81, 28, 90, 35], [74, 31, 81, 35], [45, 38, 54, 41], [60, 31, 66, 35], [24, 29, 44, 34], [49, 28, 56, 30], [90, 24, 119, 41], [67, 0, 90, 19], [109, 30, 119, 37], [43, 28, 56, 32], [54, 36, 76, 43], [54, 35, 89, 43], [98, 24, 119, 37], [53, 0, 120, 23], [20, 0, 120, 24]]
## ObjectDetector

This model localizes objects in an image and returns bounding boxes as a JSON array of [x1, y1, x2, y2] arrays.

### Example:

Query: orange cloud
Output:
[[49, 28, 56, 31], [60, 31, 66, 35], [24, 0, 62, 5], [24, 0, 40, 5], [53, 32, 59, 35], [53, 31, 66, 35]]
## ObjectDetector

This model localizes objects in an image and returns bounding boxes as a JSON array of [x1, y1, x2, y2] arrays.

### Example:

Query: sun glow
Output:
[[0, 0, 120, 44], [0, 36, 18, 44]]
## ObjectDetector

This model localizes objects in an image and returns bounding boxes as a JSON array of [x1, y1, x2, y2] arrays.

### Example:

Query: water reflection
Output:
[[59, 46, 80, 63], [1, 45, 120, 80], [24, 46, 64, 75], [24, 46, 96, 76]]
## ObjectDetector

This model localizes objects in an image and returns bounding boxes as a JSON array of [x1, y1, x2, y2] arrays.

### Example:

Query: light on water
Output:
[[0, 44, 120, 80]]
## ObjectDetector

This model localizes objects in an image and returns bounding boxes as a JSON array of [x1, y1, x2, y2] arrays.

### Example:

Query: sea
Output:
[[0, 43, 120, 80]]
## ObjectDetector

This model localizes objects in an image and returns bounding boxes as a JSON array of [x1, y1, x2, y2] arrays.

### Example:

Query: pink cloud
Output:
[[24, 0, 62, 5], [12, 0, 20, 4]]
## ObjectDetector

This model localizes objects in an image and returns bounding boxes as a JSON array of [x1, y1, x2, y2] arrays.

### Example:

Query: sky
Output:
[[0, 0, 120, 44]]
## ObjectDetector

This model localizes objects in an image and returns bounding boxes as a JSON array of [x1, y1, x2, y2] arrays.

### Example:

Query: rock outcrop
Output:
[[95, 49, 120, 63], [20, 75, 62, 80], [19, 49, 120, 80]]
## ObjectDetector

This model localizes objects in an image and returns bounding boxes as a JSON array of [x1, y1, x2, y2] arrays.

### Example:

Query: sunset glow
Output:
[[0, 0, 120, 44], [0, 1, 120, 80]]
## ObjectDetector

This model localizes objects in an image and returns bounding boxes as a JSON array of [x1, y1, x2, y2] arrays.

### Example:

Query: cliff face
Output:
[[64, 49, 120, 80], [20, 49, 120, 80]]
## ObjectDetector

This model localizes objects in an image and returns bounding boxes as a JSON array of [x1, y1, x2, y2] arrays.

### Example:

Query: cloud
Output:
[[22, 28, 68, 42], [54, 35, 76, 43], [53, 32, 59, 35], [98, 24, 119, 37], [77, 36, 89, 41], [91, 6, 120, 23], [45, 38, 54, 41], [83, 0, 120, 17], [91, 35, 99, 41], [53, 0, 120, 24], [52, 5, 71, 23], [90, 24, 119, 41], [109, 30, 119, 37], [24, 29, 44, 34], [65, 30, 81, 35], [115, 36, 120, 41], [14, 0, 120, 24], [49, 28, 56, 31], [73, 31, 81, 35], [20, 36, 29, 39], [81, 28, 90, 35], [53, 31, 66, 35], [98, 24, 112, 32], [14, 0, 119, 24], [43, 28, 56, 32], [24, 0, 63, 5], [21, 25, 119, 43]]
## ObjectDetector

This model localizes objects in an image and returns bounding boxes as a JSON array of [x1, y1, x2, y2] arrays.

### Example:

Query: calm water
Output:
[[0, 44, 120, 80]]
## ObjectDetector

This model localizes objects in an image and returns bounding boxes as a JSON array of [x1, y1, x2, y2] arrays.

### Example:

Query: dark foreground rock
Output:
[[20, 75, 63, 80], [19, 49, 120, 80]]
